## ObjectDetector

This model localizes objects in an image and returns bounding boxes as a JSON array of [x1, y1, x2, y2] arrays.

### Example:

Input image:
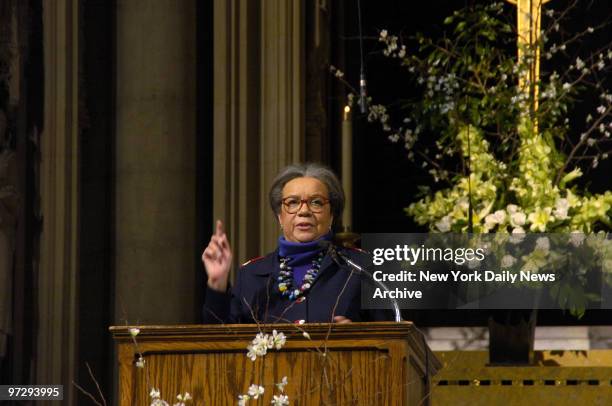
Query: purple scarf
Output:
[[278, 233, 332, 284]]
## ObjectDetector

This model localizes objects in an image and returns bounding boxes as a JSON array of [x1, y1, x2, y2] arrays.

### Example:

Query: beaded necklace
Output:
[[277, 251, 325, 302]]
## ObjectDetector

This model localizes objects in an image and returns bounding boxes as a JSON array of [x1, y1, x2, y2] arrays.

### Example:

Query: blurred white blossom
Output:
[[271, 394, 290, 405], [247, 385, 265, 399], [501, 255, 517, 268]]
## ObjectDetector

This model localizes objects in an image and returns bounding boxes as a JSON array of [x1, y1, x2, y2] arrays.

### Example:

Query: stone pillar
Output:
[[115, 0, 196, 324], [39, 0, 79, 403], [213, 0, 306, 270], [259, 0, 305, 252], [213, 0, 262, 267]]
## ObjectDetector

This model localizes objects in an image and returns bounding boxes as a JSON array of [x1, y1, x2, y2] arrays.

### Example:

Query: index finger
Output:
[[215, 219, 224, 236]]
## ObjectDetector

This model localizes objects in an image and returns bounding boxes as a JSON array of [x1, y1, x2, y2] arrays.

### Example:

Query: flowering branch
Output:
[[332, 1, 612, 236]]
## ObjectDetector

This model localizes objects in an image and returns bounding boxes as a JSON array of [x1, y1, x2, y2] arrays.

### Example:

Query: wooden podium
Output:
[[110, 322, 440, 405]]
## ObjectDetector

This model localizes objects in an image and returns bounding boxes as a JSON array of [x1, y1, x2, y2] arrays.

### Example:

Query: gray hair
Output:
[[269, 163, 345, 227]]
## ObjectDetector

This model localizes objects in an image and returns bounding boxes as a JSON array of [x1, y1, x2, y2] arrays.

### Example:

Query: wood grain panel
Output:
[[111, 322, 440, 405]]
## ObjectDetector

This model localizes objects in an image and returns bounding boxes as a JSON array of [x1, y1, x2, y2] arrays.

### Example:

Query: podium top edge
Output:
[[109, 321, 416, 337]]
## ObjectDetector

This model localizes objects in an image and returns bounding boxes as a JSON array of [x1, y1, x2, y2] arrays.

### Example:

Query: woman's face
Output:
[[278, 177, 333, 243]]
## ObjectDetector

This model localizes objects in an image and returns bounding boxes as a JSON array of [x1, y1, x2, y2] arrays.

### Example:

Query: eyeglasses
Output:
[[281, 196, 330, 214]]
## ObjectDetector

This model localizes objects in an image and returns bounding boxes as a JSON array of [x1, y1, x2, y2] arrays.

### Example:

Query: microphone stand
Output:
[[321, 241, 402, 322]]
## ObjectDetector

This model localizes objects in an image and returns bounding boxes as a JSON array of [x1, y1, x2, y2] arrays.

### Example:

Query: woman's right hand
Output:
[[202, 220, 233, 292]]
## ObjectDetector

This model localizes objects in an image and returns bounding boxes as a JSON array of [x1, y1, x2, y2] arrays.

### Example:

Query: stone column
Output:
[[259, 0, 305, 252], [115, 0, 196, 324], [39, 0, 79, 403], [213, 0, 306, 270], [213, 0, 262, 267]]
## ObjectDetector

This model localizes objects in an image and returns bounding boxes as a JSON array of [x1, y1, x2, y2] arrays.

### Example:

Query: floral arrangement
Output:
[[332, 2, 612, 316], [339, 2, 612, 235]]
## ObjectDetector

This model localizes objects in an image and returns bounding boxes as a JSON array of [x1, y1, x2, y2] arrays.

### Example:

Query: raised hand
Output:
[[202, 220, 233, 292]]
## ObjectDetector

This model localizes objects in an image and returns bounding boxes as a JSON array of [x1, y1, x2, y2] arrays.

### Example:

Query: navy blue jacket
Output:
[[203, 247, 391, 323]]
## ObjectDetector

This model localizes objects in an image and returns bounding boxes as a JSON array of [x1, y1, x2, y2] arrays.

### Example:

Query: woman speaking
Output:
[[202, 163, 388, 324]]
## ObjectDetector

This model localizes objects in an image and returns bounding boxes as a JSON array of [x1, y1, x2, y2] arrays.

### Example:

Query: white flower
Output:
[[510, 227, 526, 244], [586, 114, 593, 123], [597, 105, 606, 114], [276, 376, 288, 392], [562, 82, 571, 91], [569, 232, 586, 247], [501, 255, 517, 269], [129, 328, 140, 337], [435, 216, 451, 232], [270, 330, 287, 350], [302, 331, 311, 340], [247, 333, 270, 361], [238, 394, 250, 406], [150, 388, 161, 399], [484, 215, 497, 228], [492, 210, 506, 224], [510, 212, 527, 227], [485, 210, 506, 230], [247, 385, 265, 399], [136, 356, 145, 368], [246, 346, 258, 361], [457, 198, 469, 212], [545, 9, 554, 17], [271, 394, 290, 406], [587, 26, 594, 33], [535, 236, 550, 252], [575, 57, 585, 70], [506, 204, 519, 214], [553, 198, 570, 220], [586, 138, 596, 147], [176, 393, 192, 402], [151, 400, 170, 406], [334, 70, 344, 78], [379, 29, 388, 40]]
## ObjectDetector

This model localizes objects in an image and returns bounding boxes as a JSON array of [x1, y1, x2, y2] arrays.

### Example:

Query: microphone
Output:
[[318, 241, 402, 322]]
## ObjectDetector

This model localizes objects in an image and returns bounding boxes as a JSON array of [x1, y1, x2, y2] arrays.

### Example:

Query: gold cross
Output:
[[506, 0, 553, 123]]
